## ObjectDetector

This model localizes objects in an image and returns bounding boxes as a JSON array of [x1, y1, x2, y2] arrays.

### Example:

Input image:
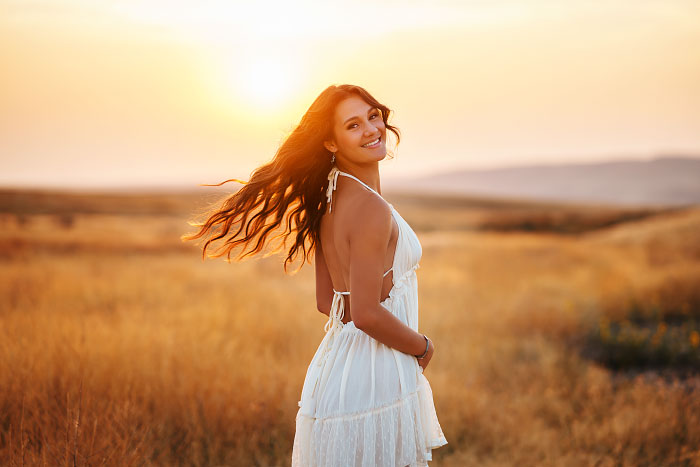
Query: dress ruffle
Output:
[[293, 383, 446, 467]]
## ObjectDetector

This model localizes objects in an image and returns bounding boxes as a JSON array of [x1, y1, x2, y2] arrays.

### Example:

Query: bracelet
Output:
[[416, 334, 430, 359]]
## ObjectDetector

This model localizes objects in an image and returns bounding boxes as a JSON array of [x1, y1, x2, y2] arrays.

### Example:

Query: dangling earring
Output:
[[331, 152, 336, 164]]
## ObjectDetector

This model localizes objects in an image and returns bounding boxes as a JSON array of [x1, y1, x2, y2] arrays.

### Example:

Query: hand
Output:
[[416, 337, 434, 372]]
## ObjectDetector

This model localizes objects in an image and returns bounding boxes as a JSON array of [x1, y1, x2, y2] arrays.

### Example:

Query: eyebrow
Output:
[[343, 107, 379, 126]]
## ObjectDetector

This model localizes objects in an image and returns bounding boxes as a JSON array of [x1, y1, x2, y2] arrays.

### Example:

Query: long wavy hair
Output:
[[181, 84, 401, 273]]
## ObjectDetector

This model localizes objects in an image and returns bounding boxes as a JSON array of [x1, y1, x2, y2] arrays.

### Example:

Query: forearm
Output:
[[355, 304, 427, 356]]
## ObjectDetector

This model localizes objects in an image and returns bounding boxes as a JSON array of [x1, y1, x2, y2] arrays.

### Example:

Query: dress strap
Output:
[[330, 265, 391, 297], [317, 289, 349, 367], [326, 165, 391, 213], [325, 290, 348, 333], [336, 170, 380, 197]]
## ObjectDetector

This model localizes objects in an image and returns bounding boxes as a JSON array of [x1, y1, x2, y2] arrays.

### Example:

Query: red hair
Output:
[[181, 84, 401, 273]]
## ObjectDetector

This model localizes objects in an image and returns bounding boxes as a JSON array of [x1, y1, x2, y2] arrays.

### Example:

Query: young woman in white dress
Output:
[[184, 84, 447, 466]]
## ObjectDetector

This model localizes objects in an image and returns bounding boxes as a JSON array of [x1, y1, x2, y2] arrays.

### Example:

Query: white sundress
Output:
[[291, 166, 448, 467]]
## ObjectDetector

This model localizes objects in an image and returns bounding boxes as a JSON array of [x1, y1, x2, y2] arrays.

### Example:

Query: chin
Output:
[[350, 145, 388, 164], [353, 154, 385, 166]]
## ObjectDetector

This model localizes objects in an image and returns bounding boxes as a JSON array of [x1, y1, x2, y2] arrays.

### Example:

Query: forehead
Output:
[[334, 95, 374, 123]]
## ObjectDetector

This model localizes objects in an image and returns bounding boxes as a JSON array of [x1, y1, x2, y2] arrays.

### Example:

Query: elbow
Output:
[[353, 313, 375, 332], [316, 302, 329, 316], [316, 293, 333, 316], [353, 301, 384, 331]]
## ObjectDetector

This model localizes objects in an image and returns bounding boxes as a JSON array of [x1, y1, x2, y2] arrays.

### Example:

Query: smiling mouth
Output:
[[362, 136, 381, 148]]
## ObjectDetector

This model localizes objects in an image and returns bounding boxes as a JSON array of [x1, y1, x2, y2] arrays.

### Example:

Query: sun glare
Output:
[[231, 57, 298, 110]]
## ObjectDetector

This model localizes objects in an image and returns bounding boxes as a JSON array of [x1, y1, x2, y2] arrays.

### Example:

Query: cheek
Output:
[[339, 131, 359, 149]]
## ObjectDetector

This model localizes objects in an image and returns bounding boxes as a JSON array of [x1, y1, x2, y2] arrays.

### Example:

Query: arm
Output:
[[314, 240, 333, 317], [348, 198, 428, 357]]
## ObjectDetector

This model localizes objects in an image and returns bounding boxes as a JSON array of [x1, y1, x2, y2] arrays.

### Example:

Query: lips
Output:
[[361, 136, 381, 148]]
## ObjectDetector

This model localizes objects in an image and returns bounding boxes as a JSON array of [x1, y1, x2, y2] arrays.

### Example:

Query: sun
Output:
[[231, 56, 298, 110]]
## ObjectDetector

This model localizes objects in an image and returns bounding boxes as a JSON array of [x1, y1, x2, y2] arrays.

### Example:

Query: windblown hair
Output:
[[181, 84, 401, 273]]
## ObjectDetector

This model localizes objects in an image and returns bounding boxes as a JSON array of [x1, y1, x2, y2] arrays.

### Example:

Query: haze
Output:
[[1, 0, 699, 189]]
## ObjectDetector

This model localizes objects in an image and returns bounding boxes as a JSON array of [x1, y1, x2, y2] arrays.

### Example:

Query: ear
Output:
[[323, 140, 338, 153]]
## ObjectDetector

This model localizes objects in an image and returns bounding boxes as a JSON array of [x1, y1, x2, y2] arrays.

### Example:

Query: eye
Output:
[[370, 112, 380, 120], [347, 123, 358, 130]]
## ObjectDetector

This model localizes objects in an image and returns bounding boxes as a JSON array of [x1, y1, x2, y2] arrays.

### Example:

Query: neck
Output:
[[335, 162, 382, 194]]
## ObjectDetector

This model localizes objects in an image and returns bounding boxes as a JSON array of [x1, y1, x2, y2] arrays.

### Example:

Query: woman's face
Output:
[[324, 95, 387, 164]]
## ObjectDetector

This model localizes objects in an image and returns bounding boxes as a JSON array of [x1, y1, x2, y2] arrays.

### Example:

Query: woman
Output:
[[184, 84, 447, 466]]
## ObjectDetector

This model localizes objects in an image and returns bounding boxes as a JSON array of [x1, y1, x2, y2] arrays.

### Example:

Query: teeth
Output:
[[363, 138, 380, 148]]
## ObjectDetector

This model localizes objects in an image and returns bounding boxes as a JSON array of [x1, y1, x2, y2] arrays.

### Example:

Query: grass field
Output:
[[1, 188, 698, 466]]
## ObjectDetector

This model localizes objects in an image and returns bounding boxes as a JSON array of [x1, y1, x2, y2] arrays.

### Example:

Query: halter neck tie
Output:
[[326, 166, 341, 213]]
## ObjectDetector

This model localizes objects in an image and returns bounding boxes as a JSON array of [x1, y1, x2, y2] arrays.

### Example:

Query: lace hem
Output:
[[292, 390, 443, 467]]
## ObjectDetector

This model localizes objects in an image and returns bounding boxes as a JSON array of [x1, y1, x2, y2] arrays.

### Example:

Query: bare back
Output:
[[319, 171, 399, 324]]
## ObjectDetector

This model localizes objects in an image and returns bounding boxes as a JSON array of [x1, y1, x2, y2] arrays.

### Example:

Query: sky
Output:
[[1, 0, 699, 190]]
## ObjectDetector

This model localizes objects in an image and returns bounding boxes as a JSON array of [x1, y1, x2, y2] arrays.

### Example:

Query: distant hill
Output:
[[385, 155, 700, 207]]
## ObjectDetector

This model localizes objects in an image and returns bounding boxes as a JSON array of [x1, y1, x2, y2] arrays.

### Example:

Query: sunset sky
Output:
[[1, 0, 699, 189]]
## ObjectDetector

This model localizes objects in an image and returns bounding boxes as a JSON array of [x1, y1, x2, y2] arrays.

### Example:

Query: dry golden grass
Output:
[[0, 191, 698, 466]]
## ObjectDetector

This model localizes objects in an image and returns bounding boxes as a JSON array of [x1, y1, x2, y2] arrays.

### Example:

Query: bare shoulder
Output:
[[339, 185, 393, 244]]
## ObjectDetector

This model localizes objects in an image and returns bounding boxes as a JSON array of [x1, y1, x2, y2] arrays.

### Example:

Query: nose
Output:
[[364, 121, 380, 136]]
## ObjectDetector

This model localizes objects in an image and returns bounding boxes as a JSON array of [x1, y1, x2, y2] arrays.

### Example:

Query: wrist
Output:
[[415, 334, 430, 359]]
